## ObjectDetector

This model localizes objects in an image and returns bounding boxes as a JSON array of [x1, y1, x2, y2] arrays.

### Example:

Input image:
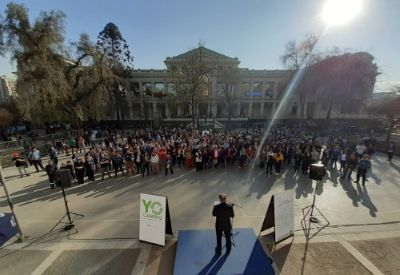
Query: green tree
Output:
[[0, 15, 5, 55], [0, 98, 23, 124], [1, 3, 117, 128], [2, 3, 67, 124], [97, 22, 134, 121], [64, 34, 117, 128]]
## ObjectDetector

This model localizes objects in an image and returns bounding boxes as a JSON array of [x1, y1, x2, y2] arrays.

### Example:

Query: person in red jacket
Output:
[[212, 147, 219, 168]]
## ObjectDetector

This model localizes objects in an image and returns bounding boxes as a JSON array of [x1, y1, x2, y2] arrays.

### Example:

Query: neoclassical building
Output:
[[107, 47, 370, 127]]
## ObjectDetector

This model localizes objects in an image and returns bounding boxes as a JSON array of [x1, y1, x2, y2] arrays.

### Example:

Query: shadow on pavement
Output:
[[247, 171, 277, 199], [271, 242, 293, 273], [390, 162, 400, 174], [359, 184, 378, 217], [369, 170, 382, 185], [295, 176, 313, 199], [0, 169, 192, 207], [339, 177, 361, 207]]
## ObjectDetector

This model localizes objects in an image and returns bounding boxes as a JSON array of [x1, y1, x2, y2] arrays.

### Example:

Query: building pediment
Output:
[[165, 46, 240, 66]]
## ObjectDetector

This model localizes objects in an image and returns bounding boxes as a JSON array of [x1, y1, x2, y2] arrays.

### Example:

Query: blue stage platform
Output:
[[0, 213, 18, 247], [174, 228, 275, 275]]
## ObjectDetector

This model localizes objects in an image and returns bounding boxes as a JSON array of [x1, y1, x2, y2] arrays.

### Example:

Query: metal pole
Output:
[[0, 163, 24, 241], [309, 180, 318, 218]]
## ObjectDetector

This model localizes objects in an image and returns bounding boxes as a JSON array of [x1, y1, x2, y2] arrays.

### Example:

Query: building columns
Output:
[[260, 102, 264, 119], [211, 101, 217, 117]]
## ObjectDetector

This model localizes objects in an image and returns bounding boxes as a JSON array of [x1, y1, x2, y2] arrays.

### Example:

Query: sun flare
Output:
[[322, 0, 362, 26]]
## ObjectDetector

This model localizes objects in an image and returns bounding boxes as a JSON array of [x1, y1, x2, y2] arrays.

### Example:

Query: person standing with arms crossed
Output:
[[212, 193, 235, 255]]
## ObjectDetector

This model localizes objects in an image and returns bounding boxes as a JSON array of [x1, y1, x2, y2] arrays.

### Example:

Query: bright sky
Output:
[[0, 0, 399, 92]]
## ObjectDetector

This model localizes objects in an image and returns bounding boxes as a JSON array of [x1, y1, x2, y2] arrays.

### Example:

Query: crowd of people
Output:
[[11, 126, 395, 189]]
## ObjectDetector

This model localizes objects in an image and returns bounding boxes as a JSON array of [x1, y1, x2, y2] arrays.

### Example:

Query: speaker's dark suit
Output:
[[212, 202, 235, 254]]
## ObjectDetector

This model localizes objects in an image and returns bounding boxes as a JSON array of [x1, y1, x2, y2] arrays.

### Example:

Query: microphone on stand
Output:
[[227, 201, 243, 209]]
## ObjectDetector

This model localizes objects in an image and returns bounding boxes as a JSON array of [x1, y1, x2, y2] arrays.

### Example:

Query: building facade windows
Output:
[[154, 82, 165, 93], [264, 82, 274, 98], [108, 47, 366, 123], [168, 83, 176, 94], [143, 82, 153, 94], [252, 82, 263, 98]]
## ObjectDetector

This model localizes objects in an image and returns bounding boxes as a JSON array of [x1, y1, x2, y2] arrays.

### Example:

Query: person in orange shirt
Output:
[[274, 150, 284, 175]]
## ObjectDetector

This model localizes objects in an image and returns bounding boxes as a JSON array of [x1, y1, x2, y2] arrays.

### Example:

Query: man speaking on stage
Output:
[[212, 193, 235, 255]]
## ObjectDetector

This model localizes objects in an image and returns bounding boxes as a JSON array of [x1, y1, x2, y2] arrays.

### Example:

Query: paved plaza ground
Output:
[[1, 153, 400, 274]]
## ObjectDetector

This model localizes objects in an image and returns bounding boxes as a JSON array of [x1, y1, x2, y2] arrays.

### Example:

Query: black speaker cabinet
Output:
[[55, 169, 72, 187], [309, 163, 326, 181]]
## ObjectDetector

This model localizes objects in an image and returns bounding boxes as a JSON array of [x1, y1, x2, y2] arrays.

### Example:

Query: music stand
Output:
[[51, 169, 84, 232]]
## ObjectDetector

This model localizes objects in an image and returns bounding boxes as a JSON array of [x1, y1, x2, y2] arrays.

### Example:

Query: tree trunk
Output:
[[116, 104, 120, 121], [121, 100, 125, 121], [326, 102, 333, 120], [299, 94, 305, 120], [227, 104, 231, 122], [144, 103, 149, 126], [160, 97, 164, 127], [191, 96, 196, 128], [74, 116, 80, 132], [227, 100, 231, 129], [72, 111, 81, 133]]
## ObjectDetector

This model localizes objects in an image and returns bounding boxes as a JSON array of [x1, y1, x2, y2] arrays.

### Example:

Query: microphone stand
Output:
[[228, 201, 243, 247]]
